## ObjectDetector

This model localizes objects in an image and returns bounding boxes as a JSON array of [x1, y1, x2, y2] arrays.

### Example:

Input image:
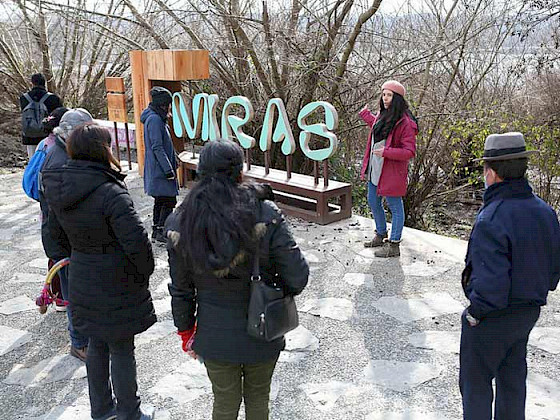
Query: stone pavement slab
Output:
[[529, 327, 560, 354], [4, 355, 87, 386], [0, 295, 37, 315], [149, 359, 211, 404], [27, 257, 49, 270], [408, 331, 461, 354], [136, 320, 176, 346], [526, 373, 560, 419], [299, 297, 354, 321], [343, 272, 373, 287], [0, 325, 32, 356], [8, 272, 44, 284], [363, 360, 444, 392], [366, 411, 450, 420], [299, 381, 364, 411], [371, 292, 464, 323]]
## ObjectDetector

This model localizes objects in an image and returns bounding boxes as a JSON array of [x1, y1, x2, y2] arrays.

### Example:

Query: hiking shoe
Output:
[[151, 226, 161, 242], [70, 345, 88, 362], [155, 228, 167, 245], [364, 231, 388, 248], [139, 406, 156, 419], [93, 410, 116, 420], [374, 240, 401, 258], [54, 298, 68, 312]]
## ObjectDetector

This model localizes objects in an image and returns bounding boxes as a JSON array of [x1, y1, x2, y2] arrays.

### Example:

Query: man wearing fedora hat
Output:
[[459, 132, 560, 419]]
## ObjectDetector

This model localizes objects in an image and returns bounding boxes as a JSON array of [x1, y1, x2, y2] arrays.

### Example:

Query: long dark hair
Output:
[[42, 107, 68, 133], [67, 123, 121, 171], [376, 93, 413, 140], [177, 139, 258, 273]]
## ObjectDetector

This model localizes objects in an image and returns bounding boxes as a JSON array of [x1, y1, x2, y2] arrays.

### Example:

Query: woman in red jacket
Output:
[[359, 80, 418, 257]]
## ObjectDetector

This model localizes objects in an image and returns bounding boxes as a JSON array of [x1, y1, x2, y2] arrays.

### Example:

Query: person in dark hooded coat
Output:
[[140, 86, 178, 244], [166, 139, 309, 420], [42, 124, 156, 420]]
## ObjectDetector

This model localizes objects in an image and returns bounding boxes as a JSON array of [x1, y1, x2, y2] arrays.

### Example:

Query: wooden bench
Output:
[[178, 152, 352, 225]]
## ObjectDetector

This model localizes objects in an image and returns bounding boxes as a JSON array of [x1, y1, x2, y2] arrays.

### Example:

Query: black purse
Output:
[[246, 240, 299, 342]]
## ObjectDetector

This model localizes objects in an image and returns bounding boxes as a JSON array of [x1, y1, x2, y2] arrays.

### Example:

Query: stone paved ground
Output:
[[0, 166, 559, 420]]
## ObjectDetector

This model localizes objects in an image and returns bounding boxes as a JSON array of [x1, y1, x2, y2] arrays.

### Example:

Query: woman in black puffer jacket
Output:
[[42, 124, 155, 420], [166, 139, 309, 420]]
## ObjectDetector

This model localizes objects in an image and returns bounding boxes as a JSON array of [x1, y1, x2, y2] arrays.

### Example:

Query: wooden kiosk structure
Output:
[[129, 49, 210, 175], [129, 49, 351, 225]]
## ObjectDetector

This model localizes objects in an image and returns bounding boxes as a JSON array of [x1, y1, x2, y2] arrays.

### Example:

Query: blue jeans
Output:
[[58, 263, 89, 349], [367, 181, 404, 241], [87, 336, 141, 420]]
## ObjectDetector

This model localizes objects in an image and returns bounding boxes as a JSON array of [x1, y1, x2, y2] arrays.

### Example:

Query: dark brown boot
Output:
[[374, 240, 400, 258], [364, 231, 388, 248]]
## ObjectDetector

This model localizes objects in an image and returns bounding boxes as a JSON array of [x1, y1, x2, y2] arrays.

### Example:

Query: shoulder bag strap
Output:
[[251, 239, 260, 281]]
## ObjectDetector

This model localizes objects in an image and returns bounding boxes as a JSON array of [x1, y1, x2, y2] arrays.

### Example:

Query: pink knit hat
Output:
[[382, 80, 406, 97]]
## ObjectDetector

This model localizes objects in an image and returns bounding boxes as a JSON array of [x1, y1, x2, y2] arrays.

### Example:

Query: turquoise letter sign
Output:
[[259, 98, 296, 155], [172, 92, 221, 141], [221, 96, 255, 149], [297, 101, 339, 161]]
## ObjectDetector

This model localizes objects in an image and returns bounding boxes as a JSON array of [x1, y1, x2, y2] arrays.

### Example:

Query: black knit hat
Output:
[[150, 86, 172, 107]]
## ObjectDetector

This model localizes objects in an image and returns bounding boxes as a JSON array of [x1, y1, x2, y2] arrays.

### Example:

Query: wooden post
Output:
[[124, 122, 132, 170], [313, 160, 319, 186], [113, 122, 121, 162], [189, 81, 196, 159], [105, 78, 127, 167], [286, 155, 292, 180], [130, 51, 149, 176], [245, 149, 251, 171], [322, 160, 329, 187], [265, 151, 270, 175]]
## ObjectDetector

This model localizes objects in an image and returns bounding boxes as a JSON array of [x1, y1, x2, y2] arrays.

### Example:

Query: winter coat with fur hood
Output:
[[42, 160, 156, 342], [166, 187, 309, 364]]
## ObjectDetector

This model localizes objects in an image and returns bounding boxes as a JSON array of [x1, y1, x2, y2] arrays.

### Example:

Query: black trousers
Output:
[[204, 357, 278, 420], [459, 306, 540, 420], [87, 336, 141, 420], [153, 196, 177, 228]]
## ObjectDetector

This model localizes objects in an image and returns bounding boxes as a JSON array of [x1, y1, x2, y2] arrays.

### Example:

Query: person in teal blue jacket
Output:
[[140, 86, 179, 243], [460, 132, 560, 420]]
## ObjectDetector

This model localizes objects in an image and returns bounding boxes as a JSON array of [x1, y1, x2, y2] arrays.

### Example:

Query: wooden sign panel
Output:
[[107, 93, 127, 123], [145, 50, 210, 81], [105, 77, 125, 93]]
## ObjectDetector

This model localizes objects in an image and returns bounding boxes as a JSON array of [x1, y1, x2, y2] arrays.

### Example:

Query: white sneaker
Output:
[[54, 298, 68, 312]]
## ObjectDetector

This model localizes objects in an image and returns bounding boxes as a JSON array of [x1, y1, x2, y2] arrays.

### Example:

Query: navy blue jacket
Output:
[[140, 105, 178, 197], [464, 178, 560, 319]]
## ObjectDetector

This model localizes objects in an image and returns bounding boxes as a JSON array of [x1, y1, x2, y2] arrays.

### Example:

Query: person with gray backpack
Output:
[[20, 73, 62, 158]]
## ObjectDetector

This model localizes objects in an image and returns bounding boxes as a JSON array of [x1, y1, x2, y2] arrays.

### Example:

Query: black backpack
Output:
[[22, 92, 51, 138]]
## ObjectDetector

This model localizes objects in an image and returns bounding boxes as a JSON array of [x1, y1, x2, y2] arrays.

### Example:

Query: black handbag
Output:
[[246, 240, 299, 342]]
